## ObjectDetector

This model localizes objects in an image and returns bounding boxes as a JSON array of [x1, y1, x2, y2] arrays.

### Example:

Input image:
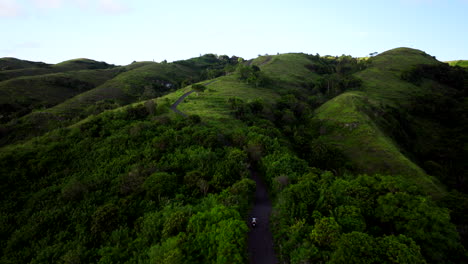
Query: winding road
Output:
[[170, 80, 218, 116], [248, 169, 278, 264], [170, 90, 195, 117]]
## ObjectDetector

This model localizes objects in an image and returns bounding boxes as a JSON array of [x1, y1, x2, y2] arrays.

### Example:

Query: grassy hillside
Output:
[[0, 58, 116, 82], [0, 57, 50, 71], [447, 60, 468, 68], [0, 68, 120, 122], [251, 53, 319, 86], [0, 55, 238, 146], [52, 58, 114, 71], [313, 48, 453, 197]]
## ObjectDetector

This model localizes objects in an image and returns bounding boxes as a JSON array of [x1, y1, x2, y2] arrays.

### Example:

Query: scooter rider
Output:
[[251, 217, 257, 227]]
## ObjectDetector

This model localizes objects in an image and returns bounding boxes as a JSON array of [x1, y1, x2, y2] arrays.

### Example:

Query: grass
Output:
[[1, 56, 229, 145], [158, 74, 280, 126], [0, 68, 120, 117], [46, 61, 201, 119], [255, 53, 319, 86], [0, 57, 49, 70], [315, 92, 444, 196], [446, 60, 468, 68], [315, 48, 448, 197], [52, 58, 114, 70], [0, 58, 125, 82], [354, 47, 439, 106]]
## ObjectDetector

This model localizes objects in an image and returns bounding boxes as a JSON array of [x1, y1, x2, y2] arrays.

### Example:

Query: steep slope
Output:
[[313, 48, 466, 197]]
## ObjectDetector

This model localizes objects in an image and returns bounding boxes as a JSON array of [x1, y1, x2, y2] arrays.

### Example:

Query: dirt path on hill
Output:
[[170, 80, 217, 116], [248, 169, 278, 264]]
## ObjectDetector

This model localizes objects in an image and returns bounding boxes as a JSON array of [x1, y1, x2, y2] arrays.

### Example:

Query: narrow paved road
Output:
[[170, 90, 194, 117], [170, 80, 217, 116], [248, 169, 278, 264]]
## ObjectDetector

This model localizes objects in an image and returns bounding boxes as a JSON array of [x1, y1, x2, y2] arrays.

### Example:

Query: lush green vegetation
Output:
[[0, 104, 257, 263], [272, 172, 464, 263], [0, 48, 467, 263]]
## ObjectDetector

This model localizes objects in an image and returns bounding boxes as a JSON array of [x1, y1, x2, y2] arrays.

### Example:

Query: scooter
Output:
[[251, 217, 257, 228]]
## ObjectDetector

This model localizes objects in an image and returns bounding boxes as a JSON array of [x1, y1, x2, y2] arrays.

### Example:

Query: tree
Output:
[[148, 235, 184, 264], [143, 172, 178, 201], [329, 232, 377, 264], [333, 205, 366, 233], [310, 217, 341, 249], [191, 84, 206, 95], [377, 235, 426, 264], [375, 192, 464, 262]]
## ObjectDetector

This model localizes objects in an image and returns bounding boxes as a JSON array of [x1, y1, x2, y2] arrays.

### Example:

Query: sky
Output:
[[1, 0, 467, 65]]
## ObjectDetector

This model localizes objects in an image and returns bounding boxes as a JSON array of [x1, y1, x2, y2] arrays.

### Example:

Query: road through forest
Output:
[[248, 170, 278, 264], [170, 80, 278, 263]]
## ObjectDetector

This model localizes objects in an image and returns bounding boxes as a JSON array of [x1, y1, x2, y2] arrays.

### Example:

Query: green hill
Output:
[[0, 49, 466, 263], [0, 55, 238, 145], [52, 58, 115, 71], [0, 58, 116, 82], [314, 48, 446, 197], [447, 60, 468, 68], [0, 57, 50, 71], [0, 68, 120, 123]]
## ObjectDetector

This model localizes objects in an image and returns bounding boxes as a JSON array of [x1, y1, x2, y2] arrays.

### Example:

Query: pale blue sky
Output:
[[1, 0, 467, 65]]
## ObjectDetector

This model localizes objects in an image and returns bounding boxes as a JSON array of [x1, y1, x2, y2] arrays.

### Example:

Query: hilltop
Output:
[[0, 48, 467, 263]]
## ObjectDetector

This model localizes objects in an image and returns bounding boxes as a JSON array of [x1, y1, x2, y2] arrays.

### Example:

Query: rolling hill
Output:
[[0, 54, 237, 145]]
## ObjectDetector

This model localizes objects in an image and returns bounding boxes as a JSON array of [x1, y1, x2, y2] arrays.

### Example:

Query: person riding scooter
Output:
[[251, 217, 257, 227]]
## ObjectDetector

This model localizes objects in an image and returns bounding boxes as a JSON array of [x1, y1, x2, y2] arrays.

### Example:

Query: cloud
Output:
[[98, 0, 129, 14], [0, 0, 21, 17], [32, 0, 63, 9]]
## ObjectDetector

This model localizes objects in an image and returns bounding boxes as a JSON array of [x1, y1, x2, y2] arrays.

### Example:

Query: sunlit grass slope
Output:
[[159, 53, 320, 125], [46, 62, 198, 118], [253, 53, 319, 86], [159, 75, 280, 125], [354, 47, 439, 106], [447, 60, 468, 68], [315, 48, 445, 197]]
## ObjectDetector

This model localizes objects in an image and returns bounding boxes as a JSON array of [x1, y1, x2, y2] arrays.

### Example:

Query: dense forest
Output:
[[0, 48, 467, 263]]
